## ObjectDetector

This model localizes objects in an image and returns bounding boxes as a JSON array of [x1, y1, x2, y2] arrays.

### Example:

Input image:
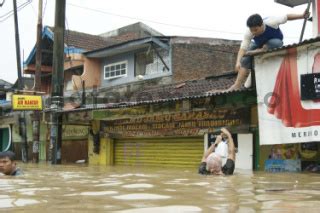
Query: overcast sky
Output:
[[0, 0, 313, 83]]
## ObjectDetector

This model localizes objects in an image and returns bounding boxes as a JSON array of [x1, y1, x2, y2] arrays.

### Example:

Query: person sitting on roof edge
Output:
[[227, 9, 310, 91]]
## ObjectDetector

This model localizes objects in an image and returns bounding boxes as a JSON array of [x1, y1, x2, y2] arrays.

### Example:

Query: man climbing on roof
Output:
[[227, 9, 310, 91]]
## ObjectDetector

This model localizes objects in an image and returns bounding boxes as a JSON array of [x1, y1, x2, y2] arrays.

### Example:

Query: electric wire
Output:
[[0, 0, 5, 7], [67, 2, 243, 36], [0, 0, 32, 23], [67, 2, 308, 40]]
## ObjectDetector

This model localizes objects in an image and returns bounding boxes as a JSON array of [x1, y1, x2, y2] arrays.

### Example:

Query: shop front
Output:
[[56, 110, 90, 163], [255, 42, 320, 172], [60, 124, 89, 163], [260, 142, 320, 172], [91, 91, 258, 170]]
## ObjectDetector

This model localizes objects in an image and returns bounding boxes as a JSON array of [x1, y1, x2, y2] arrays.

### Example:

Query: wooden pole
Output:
[[50, 0, 66, 164], [32, 0, 43, 163], [13, 0, 28, 162]]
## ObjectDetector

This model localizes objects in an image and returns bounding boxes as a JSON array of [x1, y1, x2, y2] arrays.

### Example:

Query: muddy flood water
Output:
[[1, 163, 320, 212]]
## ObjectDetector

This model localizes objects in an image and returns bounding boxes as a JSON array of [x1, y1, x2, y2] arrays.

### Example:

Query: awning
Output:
[[274, 0, 309, 7], [84, 37, 170, 58]]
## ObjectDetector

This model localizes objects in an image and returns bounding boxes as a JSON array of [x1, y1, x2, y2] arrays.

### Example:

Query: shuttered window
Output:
[[114, 137, 203, 168]]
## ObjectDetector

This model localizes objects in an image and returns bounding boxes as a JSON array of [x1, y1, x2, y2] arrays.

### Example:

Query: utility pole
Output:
[[13, 0, 28, 162], [50, 0, 66, 164], [13, 0, 23, 89], [32, 0, 43, 163]]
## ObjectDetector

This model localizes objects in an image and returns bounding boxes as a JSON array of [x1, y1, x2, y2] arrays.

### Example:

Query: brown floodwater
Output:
[[1, 163, 320, 212]]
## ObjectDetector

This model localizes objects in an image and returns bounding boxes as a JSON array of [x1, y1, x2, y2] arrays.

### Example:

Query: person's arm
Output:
[[245, 45, 268, 56], [287, 9, 310, 21], [201, 135, 222, 162], [221, 128, 235, 161], [236, 31, 253, 71]]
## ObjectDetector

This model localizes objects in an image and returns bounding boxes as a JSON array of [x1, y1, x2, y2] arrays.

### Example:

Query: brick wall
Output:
[[171, 37, 240, 82]]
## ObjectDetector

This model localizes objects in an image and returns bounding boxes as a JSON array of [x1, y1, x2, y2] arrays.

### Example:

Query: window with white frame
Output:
[[104, 61, 127, 80]]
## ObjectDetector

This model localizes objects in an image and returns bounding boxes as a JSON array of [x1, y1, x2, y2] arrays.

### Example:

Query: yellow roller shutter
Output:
[[114, 137, 203, 168]]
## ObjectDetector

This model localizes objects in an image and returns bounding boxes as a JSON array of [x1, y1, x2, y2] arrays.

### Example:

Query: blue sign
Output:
[[265, 159, 301, 172], [0, 100, 10, 105]]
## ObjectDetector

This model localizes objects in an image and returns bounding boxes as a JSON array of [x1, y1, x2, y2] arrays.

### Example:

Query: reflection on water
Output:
[[0, 163, 320, 212]]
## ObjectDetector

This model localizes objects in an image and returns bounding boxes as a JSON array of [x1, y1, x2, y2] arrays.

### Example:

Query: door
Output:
[[236, 134, 253, 170], [0, 125, 11, 152]]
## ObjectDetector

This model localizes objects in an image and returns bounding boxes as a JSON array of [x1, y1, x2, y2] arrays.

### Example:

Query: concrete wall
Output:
[[88, 137, 114, 166], [99, 48, 172, 88], [171, 37, 239, 82], [72, 57, 101, 89]]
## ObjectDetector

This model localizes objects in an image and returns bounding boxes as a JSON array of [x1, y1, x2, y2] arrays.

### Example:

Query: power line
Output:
[[67, 3, 243, 36], [67, 3, 307, 40], [30, 0, 47, 21], [42, 0, 47, 19], [1, 1, 307, 40], [29, 0, 37, 16], [1, 0, 31, 18], [0, 0, 5, 7], [0, 0, 32, 23]]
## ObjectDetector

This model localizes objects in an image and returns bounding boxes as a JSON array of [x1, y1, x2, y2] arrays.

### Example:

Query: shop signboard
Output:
[[300, 73, 320, 100], [101, 107, 250, 137], [12, 94, 42, 111], [62, 125, 89, 140]]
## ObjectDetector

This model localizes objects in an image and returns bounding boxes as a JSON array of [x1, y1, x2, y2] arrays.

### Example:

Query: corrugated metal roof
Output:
[[11, 77, 34, 90], [60, 89, 251, 113], [0, 79, 12, 88], [84, 36, 170, 57], [0, 101, 11, 110], [253, 36, 320, 56]]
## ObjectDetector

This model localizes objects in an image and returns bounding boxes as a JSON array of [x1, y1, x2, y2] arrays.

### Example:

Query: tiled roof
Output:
[[49, 27, 145, 51], [106, 32, 146, 44], [64, 29, 113, 51], [53, 28, 241, 53], [60, 73, 252, 113], [128, 73, 245, 102]]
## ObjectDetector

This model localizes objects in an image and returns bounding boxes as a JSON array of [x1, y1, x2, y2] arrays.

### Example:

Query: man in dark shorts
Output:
[[198, 128, 235, 175], [0, 151, 22, 176]]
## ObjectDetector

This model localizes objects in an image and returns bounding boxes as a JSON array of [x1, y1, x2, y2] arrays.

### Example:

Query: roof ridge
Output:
[[47, 25, 105, 38]]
